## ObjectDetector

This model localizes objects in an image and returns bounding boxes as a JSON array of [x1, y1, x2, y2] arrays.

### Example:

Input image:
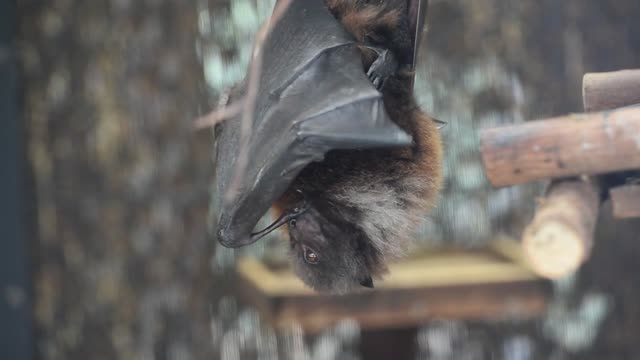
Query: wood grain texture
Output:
[[610, 184, 640, 219], [480, 106, 640, 187], [522, 179, 600, 279], [583, 69, 640, 112]]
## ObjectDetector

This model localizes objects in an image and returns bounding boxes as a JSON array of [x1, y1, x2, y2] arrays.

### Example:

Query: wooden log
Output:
[[479, 106, 640, 187], [514, 70, 640, 279], [583, 69, 640, 220], [522, 179, 600, 279], [583, 69, 640, 112], [610, 184, 640, 219]]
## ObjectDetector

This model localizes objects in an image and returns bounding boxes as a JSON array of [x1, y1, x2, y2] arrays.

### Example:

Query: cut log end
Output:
[[521, 180, 599, 279], [523, 221, 587, 279]]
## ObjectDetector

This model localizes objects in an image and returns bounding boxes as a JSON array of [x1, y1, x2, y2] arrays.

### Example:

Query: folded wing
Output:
[[213, 0, 412, 248]]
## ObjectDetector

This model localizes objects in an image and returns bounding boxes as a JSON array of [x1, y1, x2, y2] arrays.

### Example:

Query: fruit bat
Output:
[[213, 0, 443, 294]]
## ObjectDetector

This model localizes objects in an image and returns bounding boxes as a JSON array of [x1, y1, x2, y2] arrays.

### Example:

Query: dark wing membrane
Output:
[[213, 0, 411, 248]]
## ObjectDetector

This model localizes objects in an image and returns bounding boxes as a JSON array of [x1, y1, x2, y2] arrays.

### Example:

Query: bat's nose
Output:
[[217, 227, 235, 248], [216, 217, 256, 248], [217, 227, 252, 248]]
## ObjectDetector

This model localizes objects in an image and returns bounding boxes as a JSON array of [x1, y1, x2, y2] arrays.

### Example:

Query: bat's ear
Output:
[[360, 275, 374, 288]]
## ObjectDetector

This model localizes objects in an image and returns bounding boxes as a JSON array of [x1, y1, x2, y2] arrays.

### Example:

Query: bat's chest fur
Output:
[[282, 89, 443, 261]]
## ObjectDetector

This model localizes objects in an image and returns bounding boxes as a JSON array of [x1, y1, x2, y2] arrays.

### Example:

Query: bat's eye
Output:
[[289, 218, 297, 227], [303, 247, 319, 264]]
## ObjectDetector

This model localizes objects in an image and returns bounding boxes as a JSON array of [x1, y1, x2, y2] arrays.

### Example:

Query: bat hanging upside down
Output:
[[213, 0, 443, 294]]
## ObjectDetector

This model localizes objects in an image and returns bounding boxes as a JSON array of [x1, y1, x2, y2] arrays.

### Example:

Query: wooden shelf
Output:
[[233, 238, 551, 332]]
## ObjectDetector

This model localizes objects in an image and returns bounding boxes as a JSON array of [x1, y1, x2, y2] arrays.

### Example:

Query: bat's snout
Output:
[[216, 215, 257, 248], [217, 227, 256, 248]]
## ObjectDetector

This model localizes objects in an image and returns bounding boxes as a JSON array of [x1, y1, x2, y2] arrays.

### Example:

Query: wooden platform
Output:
[[233, 238, 551, 333]]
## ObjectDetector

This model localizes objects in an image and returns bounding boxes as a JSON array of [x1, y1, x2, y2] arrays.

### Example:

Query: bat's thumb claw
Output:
[[433, 118, 447, 129]]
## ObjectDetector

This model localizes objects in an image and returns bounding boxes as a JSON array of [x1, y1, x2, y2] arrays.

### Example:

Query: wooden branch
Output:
[[522, 179, 600, 279], [503, 70, 640, 279], [194, 0, 294, 132], [610, 184, 640, 219], [583, 69, 640, 112], [583, 69, 640, 219], [224, 0, 294, 202], [193, 100, 244, 130], [480, 106, 640, 187]]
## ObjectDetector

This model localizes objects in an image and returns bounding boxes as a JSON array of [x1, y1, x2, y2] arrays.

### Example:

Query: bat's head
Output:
[[286, 200, 382, 294]]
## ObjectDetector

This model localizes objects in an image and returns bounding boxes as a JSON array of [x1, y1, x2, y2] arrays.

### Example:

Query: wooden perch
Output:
[[235, 244, 550, 332], [610, 184, 640, 219], [583, 69, 640, 219], [488, 68, 640, 279], [480, 106, 640, 187], [583, 69, 640, 112], [522, 179, 600, 279], [515, 69, 640, 278]]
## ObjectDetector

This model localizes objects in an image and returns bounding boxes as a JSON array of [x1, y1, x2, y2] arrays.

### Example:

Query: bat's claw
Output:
[[366, 48, 398, 90], [366, 68, 385, 90], [371, 75, 382, 89]]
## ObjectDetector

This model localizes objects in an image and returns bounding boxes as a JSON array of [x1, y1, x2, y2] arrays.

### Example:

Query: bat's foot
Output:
[[366, 48, 398, 90]]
